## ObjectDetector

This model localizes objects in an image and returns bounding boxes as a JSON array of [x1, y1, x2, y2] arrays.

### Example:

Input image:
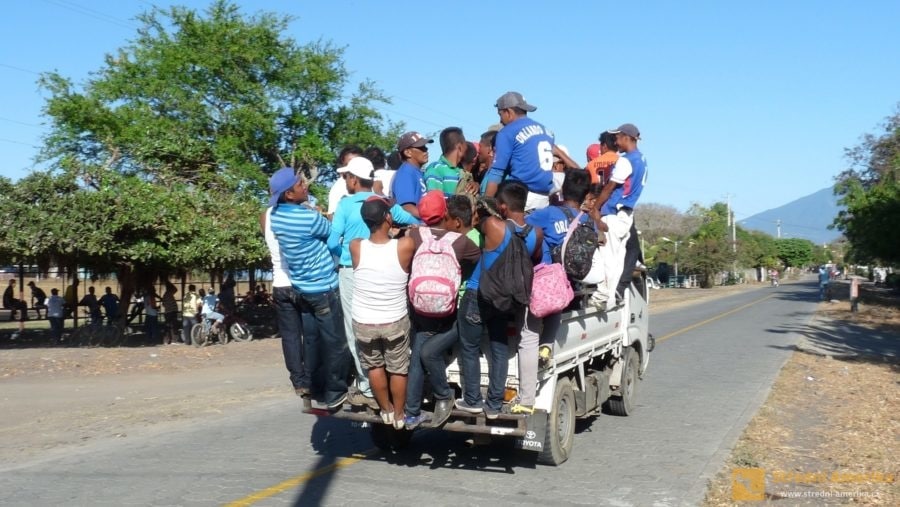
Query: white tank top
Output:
[[352, 239, 409, 324], [264, 207, 292, 288]]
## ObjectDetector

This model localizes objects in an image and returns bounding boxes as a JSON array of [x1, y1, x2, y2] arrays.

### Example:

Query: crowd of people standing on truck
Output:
[[265, 91, 648, 429]]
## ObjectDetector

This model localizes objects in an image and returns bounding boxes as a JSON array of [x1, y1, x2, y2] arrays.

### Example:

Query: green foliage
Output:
[[737, 229, 779, 268], [679, 202, 736, 288], [4, 1, 400, 311], [833, 105, 900, 264], [38, 0, 400, 187], [774, 238, 815, 268]]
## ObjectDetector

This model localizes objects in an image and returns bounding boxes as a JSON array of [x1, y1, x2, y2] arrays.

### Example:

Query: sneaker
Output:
[[432, 398, 453, 427], [381, 411, 394, 425], [326, 392, 348, 409], [347, 389, 380, 410], [455, 399, 484, 414], [538, 345, 552, 368], [10, 333, 20, 340], [404, 413, 432, 430], [483, 405, 500, 420], [392, 416, 405, 430]]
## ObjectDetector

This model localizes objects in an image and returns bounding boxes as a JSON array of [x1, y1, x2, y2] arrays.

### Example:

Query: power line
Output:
[[0, 116, 42, 128], [40, 0, 136, 30], [0, 63, 41, 75], [0, 137, 39, 148]]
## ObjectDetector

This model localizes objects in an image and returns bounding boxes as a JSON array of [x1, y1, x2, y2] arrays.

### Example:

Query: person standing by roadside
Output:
[[145, 288, 160, 343], [181, 284, 199, 346], [349, 196, 416, 428], [591, 123, 648, 308], [161, 281, 178, 345], [79, 286, 103, 325], [262, 171, 315, 399], [328, 157, 418, 408], [269, 168, 351, 409], [98, 287, 120, 324], [391, 131, 434, 218], [47, 288, 65, 344], [63, 279, 79, 319]]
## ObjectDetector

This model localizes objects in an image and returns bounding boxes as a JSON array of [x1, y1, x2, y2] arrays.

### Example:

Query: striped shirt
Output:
[[270, 203, 338, 294], [423, 155, 462, 197]]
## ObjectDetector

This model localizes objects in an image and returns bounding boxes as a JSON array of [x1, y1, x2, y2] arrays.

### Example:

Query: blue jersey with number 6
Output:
[[486, 117, 554, 194]]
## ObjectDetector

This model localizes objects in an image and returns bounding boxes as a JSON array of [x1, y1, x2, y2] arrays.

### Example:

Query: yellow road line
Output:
[[655, 294, 776, 344], [224, 449, 378, 507]]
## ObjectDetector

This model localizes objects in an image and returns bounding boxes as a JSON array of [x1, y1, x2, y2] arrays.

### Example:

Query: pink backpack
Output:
[[529, 263, 574, 318], [408, 228, 462, 317]]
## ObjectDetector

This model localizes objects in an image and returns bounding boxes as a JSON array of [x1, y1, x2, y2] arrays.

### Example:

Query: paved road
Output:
[[0, 281, 821, 506]]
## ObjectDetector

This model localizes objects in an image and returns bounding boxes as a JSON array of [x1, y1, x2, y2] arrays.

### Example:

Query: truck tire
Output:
[[609, 347, 639, 416], [538, 377, 576, 466]]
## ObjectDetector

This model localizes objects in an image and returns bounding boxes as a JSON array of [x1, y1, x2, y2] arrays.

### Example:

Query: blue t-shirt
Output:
[[602, 149, 647, 215], [270, 203, 338, 294], [526, 204, 593, 264], [327, 191, 420, 267], [485, 116, 554, 194], [468, 221, 538, 291], [391, 162, 426, 206]]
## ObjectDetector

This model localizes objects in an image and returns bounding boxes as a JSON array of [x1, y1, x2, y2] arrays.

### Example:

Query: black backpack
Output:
[[551, 207, 599, 280], [479, 221, 534, 314]]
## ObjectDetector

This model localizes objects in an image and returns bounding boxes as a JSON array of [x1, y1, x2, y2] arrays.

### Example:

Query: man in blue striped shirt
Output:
[[269, 168, 350, 409], [328, 157, 419, 407]]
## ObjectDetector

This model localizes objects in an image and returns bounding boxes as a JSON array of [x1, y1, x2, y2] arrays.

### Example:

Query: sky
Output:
[[1, 0, 899, 223]]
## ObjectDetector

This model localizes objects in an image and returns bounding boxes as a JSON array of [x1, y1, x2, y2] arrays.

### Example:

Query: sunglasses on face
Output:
[[412, 146, 428, 152]]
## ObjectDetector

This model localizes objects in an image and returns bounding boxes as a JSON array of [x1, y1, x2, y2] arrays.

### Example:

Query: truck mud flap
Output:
[[514, 411, 549, 452]]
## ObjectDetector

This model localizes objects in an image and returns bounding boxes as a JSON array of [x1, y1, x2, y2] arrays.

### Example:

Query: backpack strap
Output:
[[560, 209, 586, 266]]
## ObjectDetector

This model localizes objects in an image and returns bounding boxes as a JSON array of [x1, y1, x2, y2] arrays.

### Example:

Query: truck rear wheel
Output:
[[538, 377, 575, 466], [609, 347, 639, 416]]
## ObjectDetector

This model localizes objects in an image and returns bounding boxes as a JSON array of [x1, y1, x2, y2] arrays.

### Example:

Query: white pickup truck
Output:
[[306, 270, 652, 466]]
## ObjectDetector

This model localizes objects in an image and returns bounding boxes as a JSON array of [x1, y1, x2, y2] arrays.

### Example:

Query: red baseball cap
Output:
[[417, 190, 447, 225], [586, 143, 601, 162]]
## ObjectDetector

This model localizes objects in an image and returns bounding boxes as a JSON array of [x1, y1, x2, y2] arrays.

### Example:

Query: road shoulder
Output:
[[703, 294, 900, 506]]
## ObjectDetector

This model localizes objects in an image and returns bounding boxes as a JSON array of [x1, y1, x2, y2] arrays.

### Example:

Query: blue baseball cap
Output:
[[268, 167, 300, 207]]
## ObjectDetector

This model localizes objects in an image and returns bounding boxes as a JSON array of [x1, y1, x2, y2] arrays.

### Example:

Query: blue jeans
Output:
[[49, 317, 63, 343], [456, 291, 514, 411], [145, 314, 159, 342], [273, 286, 311, 391], [819, 282, 828, 300], [297, 287, 350, 405], [182, 316, 196, 345], [405, 322, 459, 417]]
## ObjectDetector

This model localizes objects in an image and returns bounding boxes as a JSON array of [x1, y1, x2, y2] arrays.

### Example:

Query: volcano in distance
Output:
[[739, 187, 843, 245]]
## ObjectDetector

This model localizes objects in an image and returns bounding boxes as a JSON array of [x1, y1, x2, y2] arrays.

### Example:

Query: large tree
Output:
[[680, 202, 735, 288], [833, 105, 900, 264], [2, 1, 401, 321]]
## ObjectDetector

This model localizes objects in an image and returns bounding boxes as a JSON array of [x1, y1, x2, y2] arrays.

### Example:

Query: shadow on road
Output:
[[766, 313, 899, 364]]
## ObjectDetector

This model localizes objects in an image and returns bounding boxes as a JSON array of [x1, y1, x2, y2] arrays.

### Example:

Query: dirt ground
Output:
[[0, 281, 770, 469], [704, 285, 900, 506]]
